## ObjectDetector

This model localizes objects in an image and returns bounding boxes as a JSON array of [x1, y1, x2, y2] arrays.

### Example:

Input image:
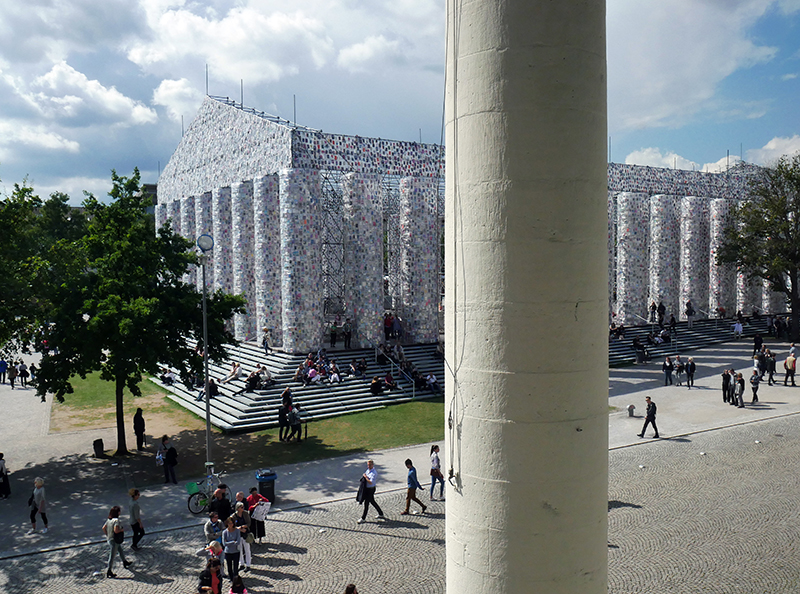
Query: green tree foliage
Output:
[[0, 183, 87, 352], [34, 169, 245, 455], [717, 154, 800, 340]]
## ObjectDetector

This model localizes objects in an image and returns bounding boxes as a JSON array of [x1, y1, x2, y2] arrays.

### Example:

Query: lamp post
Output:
[[197, 234, 214, 470]]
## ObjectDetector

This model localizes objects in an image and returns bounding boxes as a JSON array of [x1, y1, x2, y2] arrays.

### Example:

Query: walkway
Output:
[[2, 336, 800, 592]]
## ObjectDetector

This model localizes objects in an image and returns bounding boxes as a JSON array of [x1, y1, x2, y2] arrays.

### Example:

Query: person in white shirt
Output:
[[357, 460, 385, 524]]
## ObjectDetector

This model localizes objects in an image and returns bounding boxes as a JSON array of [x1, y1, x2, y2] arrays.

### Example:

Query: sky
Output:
[[0, 0, 799, 203]]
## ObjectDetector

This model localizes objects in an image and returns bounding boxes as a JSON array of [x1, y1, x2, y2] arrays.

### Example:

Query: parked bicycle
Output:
[[187, 463, 226, 515]]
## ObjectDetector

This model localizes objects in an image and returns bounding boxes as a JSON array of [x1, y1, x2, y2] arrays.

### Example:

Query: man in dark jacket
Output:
[[637, 397, 659, 439], [133, 408, 146, 451], [165, 443, 178, 484]]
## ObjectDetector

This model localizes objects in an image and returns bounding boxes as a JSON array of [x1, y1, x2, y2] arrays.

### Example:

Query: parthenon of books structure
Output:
[[157, 96, 444, 354], [156, 96, 781, 353]]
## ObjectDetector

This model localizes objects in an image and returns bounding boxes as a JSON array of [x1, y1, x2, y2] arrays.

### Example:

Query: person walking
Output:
[[343, 318, 353, 349], [662, 357, 674, 386], [767, 350, 777, 386], [133, 408, 146, 451], [102, 505, 132, 578], [129, 488, 145, 550], [357, 460, 385, 524], [162, 440, 178, 485], [430, 445, 445, 501], [784, 353, 797, 386], [637, 397, 659, 439], [28, 477, 48, 534], [0, 358, 7, 384], [685, 300, 695, 329], [685, 357, 696, 389], [0, 453, 10, 499], [750, 369, 760, 404], [8, 363, 17, 389], [221, 517, 242, 579], [674, 356, 684, 386], [400, 459, 427, 515]]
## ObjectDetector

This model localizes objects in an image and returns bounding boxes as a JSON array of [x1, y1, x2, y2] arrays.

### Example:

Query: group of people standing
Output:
[[661, 355, 697, 388], [200, 487, 270, 593]]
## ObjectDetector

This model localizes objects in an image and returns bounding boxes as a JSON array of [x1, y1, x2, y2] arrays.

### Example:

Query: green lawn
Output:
[[53, 373, 445, 480]]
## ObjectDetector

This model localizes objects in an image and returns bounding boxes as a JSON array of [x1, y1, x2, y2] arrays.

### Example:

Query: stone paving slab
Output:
[[0, 490, 446, 594], [2, 335, 800, 592]]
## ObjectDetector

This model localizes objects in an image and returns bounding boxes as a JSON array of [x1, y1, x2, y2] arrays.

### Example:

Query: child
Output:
[[229, 574, 248, 593]]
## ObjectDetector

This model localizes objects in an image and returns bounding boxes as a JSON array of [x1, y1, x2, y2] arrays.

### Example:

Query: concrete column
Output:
[[168, 199, 182, 235], [212, 187, 233, 294], [253, 175, 282, 349], [616, 192, 650, 326], [342, 173, 384, 348], [279, 169, 322, 354], [233, 181, 256, 341], [444, 0, 608, 592], [155, 203, 167, 231], [708, 199, 735, 316], [400, 176, 440, 344], [195, 192, 213, 293], [648, 195, 679, 321], [181, 196, 196, 287], [607, 193, 616, 322], [679, 196, 710, 320]]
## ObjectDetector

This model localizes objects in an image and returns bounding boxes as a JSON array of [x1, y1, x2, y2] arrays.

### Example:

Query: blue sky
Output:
[[0, 0, 798, 202]]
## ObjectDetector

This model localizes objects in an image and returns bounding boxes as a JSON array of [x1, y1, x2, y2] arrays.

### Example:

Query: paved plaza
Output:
[[3, 338, 800, 592]]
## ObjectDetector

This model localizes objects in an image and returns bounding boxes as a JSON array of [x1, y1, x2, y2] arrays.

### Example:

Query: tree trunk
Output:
[[791, 271, 800, 343], [114, 373, 129, 456]]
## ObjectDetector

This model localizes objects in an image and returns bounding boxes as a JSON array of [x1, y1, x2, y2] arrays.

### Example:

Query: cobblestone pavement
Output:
[[0, 490, 445, 594], [609, 413, 800, 594], [6, 413, 800, 593]]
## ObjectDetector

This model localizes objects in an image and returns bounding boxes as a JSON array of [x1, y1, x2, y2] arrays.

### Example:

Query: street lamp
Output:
[[197, 234, 214, 472]]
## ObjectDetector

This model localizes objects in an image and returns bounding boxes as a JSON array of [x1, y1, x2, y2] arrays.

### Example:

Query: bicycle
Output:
[[186, 463, 226, 515]]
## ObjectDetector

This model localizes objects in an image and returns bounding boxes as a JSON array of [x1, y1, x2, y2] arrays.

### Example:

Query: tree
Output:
[[0, 184, 86, 353], [34, 169, 245, 455], [717, 154, 800, 341]]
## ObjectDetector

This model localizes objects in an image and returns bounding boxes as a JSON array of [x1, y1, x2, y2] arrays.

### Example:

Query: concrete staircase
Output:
[[608, 316, 776, 367], [153, 341, 445, 432]]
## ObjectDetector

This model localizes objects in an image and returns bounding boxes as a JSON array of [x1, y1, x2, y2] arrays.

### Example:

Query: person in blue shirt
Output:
[[0, 358, 7, 384], [400, 459, 427, 516]]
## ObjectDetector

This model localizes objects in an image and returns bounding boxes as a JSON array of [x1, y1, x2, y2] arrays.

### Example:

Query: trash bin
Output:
[[93, 438, 104, 458], [256, 469, 277, 503]]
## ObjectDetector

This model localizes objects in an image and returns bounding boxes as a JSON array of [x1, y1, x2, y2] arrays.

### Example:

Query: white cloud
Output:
[[625, 147, 751, 173], [624, 147, 699, 170], [782, 73, 798, 80], [337, 35, 402, 72], [28, 61, 157, 126], [126, 6, 335, 83], [30, 176, 112, 205], [152, 78, 204, 122], [608, 0, 778, 131], [0, 120, 79, 154], [700, 154, 743, 173], [746, 135, 800, 164]]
